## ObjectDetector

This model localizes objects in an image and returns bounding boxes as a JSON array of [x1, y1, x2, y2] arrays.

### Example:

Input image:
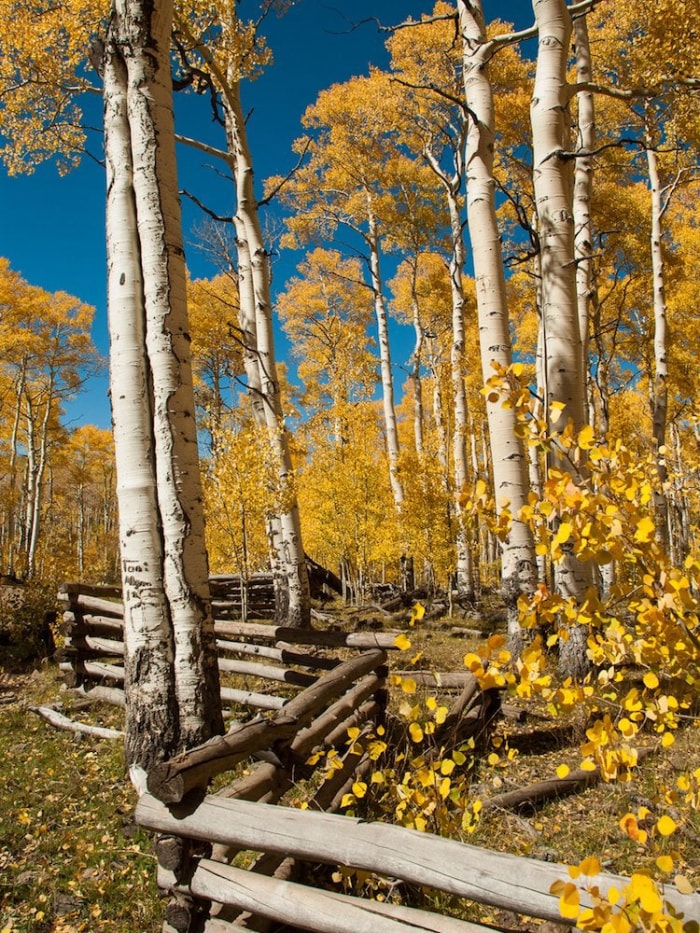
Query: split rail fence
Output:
[[57, 583, 700, 932]]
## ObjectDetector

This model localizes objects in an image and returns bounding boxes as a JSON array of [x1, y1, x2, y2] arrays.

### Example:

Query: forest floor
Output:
[[1, 602, 700, 931]]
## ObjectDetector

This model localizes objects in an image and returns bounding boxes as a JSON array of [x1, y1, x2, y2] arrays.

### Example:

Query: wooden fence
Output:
[[57, 581, 393, 714], [57, 583, 700, 932]]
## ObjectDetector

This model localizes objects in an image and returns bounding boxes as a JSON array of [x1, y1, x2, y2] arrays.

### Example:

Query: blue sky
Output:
[[0, 0, 529, 431]]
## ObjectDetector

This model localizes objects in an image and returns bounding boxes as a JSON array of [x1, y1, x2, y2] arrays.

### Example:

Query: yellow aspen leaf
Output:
[[556, 764, 570, 779], [511, 362, 525, 377], [579, 856, 602, 876], [411, 602, 425, 622], [580, 759, 597, 772], [558, 882, 580, 919], [578, 424, 595, 449], [370, 771, 385, 784], [656, 855, 674, 872], [340, 794, 356, 809], [608, 914, 632, 933], [634, 516, 655, 542], [394, 633, 411, 651], [674, 874, 694, 894], [439, 777, 451, 799], [401, 678, 417, 695], [440, 759, 456, 776], [643, 671, 659, 689], [607, 885, 621, 905], [656, 814, 677, 836], [487, 753, 500, 766], [414, 815, 427, 832], [408, 722, 423, 743], [620, 814, 639, 839], [554, 522, 573, 545], [351, 782, 367, 799], [662, 731, 675, 747], [633, 878, 663, 914]]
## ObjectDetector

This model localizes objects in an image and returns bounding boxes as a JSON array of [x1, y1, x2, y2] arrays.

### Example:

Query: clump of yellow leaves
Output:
[[481, 366, 700, 928], [551, 854, 693, 932]]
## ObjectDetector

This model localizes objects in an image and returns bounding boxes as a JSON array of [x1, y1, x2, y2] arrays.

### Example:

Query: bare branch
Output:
[[180, 189, 232, 224], [257, 137, 311, 207], [175, 134, 233, 166]]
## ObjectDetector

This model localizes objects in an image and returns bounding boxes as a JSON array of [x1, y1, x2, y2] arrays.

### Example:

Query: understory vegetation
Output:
[[2, 588, 700, 932]]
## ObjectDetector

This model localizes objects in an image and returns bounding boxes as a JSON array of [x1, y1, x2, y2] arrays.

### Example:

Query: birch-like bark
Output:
[[5, 373, 24, 576], [181, 15, 302, 622], [103, 34, 178, 770], [367, 205, 404, 511], [223, 76, 311, 628], [458, 0, 537, 646], [25, 388, 52, 578], [531, 0, 595, 677], [408, 260, 425, 459], [225, 167, 287, 620], [104, 0, 223, 770], [572, 14, 595, 420], [645, 111, 670, 552], [423, 148, 473, 596], [531, 0, 586, 438]]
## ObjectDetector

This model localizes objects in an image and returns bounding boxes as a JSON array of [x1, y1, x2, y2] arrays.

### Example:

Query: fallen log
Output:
[[135, 794, 700, 923], [483, 745, 658, 812], [28, 705, 124, 740]]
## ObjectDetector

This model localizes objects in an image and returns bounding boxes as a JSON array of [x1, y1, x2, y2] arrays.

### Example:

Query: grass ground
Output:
[[1, 607, 699, 931], [0, 666, 162, 932]]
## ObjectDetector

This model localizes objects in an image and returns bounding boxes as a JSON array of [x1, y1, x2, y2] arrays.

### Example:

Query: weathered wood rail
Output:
[[57, 583, 700, 932], [57, 582, 396, 714]]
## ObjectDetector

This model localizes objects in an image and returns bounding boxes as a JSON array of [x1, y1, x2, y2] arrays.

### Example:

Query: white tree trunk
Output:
[[531, 0, 586, 438], [104, 0, 223, 770], [531, 0, 595, 677], [459, 0, 537, 645], [367, 205, 404, 511], [423, 146, 473, 598], [103, 34, 179, 770], [223, 76, 310, 628], [408, 262, 425, 458], [645, 116, 670, 552], [573, 14, 595, 422]]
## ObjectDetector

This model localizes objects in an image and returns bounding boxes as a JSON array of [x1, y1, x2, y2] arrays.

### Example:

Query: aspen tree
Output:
[[175, 7, 311, 627], [0, 262, 97, 579], [104, 0, 223, 770], [274, 72, 417, 515], [580, 0, 700, 557], [457, 0, 538, 649], [387, 10, 475, 596], [531, 0, 596, 677], [0, 0, 225, 768]]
